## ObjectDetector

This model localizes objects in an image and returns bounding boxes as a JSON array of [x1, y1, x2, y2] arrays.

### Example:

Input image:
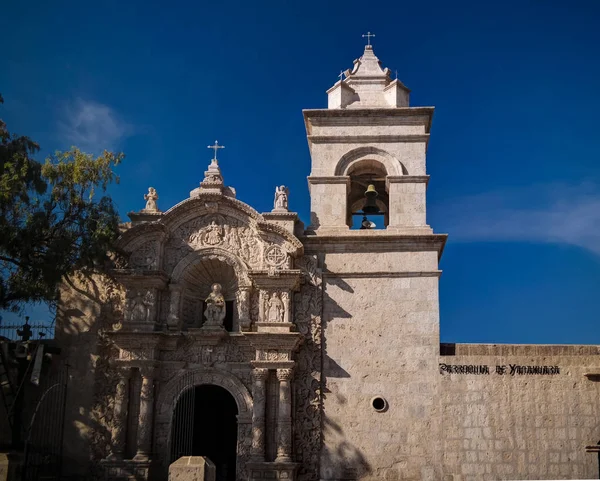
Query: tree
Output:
[[0, 94, 124, 312]]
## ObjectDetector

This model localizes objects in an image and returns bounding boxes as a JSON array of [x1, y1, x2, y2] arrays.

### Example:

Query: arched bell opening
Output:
[[180, 257, 239, 332], [346, 159, 389, 229]]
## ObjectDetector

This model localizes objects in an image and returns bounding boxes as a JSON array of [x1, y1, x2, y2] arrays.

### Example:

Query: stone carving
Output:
[[237, 422, 253, 481], [273, 185, 289, 211], [166, 213, 266, 272], [142, 187, 159, 212], [264, 243, 288, 269], [130, 240, 158, 269], [276, 368, 293, 462], [237, 288, 251, 329], [266, 292, 285, 323], [251, 368, 269, 461], [203, 283, 226, 328], [293, 255, 323, 481], [124, 289, 154, 324], [257, 349, 289, 361]]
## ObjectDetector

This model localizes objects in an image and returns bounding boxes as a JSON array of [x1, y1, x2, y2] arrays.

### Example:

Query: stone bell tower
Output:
[[303, 40, 447, 480], [304, 43, 433, 233]]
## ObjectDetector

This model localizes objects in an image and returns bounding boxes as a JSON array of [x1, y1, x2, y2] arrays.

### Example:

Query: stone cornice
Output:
[[303, 107, 435, 134], [249, 270, 303, 290], [306, 134, 430, 144], [111, 269, 169, 288], [324, 270, 442, 278], [302, 233, 447, 259], [386, 175, 430, 186], [307, 176, 351, 185]]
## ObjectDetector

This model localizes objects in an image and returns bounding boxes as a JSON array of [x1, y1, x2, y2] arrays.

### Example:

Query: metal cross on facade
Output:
[[207, 140, 225, 161], [362, 31, 375, 46], [338, 70, 345, 82]]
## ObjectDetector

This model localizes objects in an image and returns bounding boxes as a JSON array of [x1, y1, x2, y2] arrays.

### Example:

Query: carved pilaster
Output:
[[167, 284, 182, 330], [107, 368, 132, 460], [237, 286, 251, 330], [275, 368, 293, 462], [251, 368, 269, 461], [258, 290, 266, 323], [134, 367, 155, 461], [281, 291, 291, 325]]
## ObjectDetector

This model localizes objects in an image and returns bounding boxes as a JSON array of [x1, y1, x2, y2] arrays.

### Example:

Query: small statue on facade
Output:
[[203, 283, 226, 328], [266, 292, 285, 323], [273, 185, 289, 212], [142, 187, 159, 212]]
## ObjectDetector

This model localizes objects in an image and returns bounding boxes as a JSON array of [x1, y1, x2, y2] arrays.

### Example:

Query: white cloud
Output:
[[58, 98, 131, 153], [436, 182, 600, 255]]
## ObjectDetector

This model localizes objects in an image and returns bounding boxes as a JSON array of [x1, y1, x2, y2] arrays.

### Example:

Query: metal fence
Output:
[[0, 323, 55, 341]]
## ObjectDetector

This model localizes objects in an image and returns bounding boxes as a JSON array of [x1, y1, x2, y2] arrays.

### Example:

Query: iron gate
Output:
[[22, 364, 68, 481]]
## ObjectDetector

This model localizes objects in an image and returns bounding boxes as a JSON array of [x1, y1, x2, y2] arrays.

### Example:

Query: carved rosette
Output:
[[129, 240, 159, 269], [250, 368, 269, 461]]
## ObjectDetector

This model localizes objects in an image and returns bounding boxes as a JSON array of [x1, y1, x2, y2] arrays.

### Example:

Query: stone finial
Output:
[[327, 42, 410, 109], [142, 187, 160, 213], [273, 185, 289, 212]]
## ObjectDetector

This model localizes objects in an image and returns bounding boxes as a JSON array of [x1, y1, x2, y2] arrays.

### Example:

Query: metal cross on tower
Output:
[[207, 140, 225, 161], [362, 31, 375, 46], [338, 70, 345, 81]]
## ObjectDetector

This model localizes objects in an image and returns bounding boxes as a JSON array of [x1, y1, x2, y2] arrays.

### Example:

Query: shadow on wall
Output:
[[320, 415, 371, 480], [55, 272, 125, 478], [318, 273, 371, 479]]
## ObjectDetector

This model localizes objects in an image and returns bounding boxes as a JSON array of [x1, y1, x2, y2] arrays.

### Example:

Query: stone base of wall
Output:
[[0, 452, 23, 481], [247, 461, 299, 480], [100, 459, 151, 481]]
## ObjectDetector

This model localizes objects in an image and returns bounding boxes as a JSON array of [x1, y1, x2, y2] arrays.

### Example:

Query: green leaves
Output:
[[0, 96, 124, 312]]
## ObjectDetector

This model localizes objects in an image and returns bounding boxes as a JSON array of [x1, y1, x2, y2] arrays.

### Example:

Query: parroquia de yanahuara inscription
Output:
[[439, 364, 561, 375]]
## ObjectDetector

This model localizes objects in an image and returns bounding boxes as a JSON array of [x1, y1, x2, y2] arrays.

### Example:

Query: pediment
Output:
[[119, 194, 303, 275]]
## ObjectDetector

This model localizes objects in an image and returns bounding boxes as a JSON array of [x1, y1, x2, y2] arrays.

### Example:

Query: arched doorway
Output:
[[170, 385, 238, 481]]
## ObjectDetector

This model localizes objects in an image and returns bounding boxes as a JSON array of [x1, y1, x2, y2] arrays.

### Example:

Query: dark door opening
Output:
[[171, 384, 238, 481]]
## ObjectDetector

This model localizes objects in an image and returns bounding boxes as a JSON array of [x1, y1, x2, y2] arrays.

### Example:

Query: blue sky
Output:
[[1, 0, 599, 343]]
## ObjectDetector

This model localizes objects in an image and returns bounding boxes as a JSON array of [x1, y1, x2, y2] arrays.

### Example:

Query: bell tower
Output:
[[304, 43, 434, 233], [302, 39, 447, 480]]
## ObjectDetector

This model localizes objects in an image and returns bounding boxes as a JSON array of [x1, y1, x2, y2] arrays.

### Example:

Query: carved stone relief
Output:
[[130, 240, 159, 270], [293, 255, 323, 481], [165, 214, 265, 273]]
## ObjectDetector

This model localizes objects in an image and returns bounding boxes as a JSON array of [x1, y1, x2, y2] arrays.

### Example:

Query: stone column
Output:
[[134, 367, 155, 461], [108, 367, 131, 460], [250, 368, 269, 461], [167, 284, 182, 330], [275, 368, 293, 462]]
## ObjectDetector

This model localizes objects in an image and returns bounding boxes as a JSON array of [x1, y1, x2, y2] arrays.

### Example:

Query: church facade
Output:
[[56, 44, 600, 481]]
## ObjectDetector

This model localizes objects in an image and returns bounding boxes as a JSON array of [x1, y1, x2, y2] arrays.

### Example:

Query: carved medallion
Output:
[[264, 244, 287, 269]]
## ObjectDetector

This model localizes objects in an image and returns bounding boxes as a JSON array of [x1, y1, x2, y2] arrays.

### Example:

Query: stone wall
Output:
[[55, 273, 125, 477], [438, 344, 600, 480], [318, 259, 442, 481]]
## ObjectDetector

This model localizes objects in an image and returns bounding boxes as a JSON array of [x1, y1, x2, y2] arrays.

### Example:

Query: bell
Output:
[[362, 184, 380, 214]]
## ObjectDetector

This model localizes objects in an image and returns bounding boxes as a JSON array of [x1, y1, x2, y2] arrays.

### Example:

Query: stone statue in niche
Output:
[[273, 185, 289, 212], [142, 187, 159, 212], [204, 283, 226, 328], [126, 290, 153, 323], [267, 292, 285, 323]]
